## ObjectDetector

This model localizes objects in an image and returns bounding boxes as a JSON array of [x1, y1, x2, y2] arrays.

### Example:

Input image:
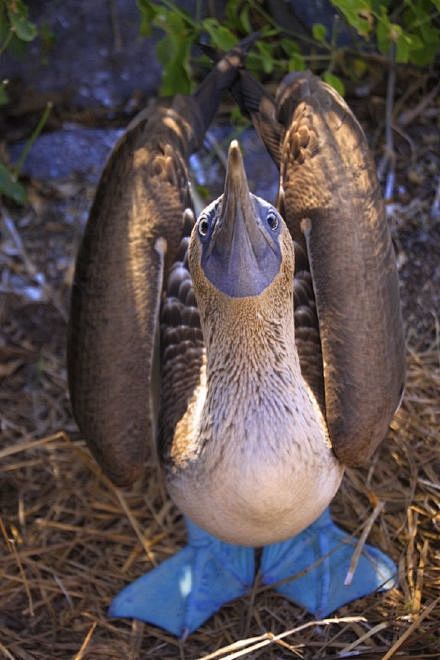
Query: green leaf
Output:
[[239, 6, 251, 34], [256, 41, 274, 74], [395, 31, 412, 63], [156, 33, 192, 95], [202, 18, 237, 51], [323, 71, 345, 96], [151, 8, 197, 94], [280, 38, 301, 56], [376, 7, 391, 54], [288, 52, 305, 72], [259, 25, 278, 38], [330, 0, 373, 37], [0, 163, 27, 203], [0, 82, 9, 106], [351, 56, 368, 78], [136, 0, 157, 37], [6, 0, 37, 42], [225, 0, 244, 31], [408, 34, 439, 65], [312, 22, 327, 43]]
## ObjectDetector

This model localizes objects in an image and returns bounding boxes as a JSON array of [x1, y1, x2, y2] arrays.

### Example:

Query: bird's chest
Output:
[[166, 388, 344, 546]]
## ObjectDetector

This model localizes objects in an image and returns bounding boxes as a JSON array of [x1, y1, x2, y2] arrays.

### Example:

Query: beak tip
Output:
[[228, 139, 242, 167], [227, 140, 244, 174]]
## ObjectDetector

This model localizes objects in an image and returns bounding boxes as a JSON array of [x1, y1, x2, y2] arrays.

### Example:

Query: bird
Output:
[[68, 60, 406, 637]]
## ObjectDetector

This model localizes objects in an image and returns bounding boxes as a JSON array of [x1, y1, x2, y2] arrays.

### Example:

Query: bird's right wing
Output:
[[67, 105, 195, 486], [68, 44, 251, 487]]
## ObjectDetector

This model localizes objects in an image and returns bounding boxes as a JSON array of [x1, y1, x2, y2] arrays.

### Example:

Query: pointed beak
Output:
[[213, 140, 260, 258], [220, 140, 254, 235], [203, 140, 278, 297]]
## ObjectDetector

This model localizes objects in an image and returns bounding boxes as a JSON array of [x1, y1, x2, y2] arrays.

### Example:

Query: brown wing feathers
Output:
[[68, 110, 192, 486], [68, 44, 250, 486], [235, 69, 405, 466], [69, 50, 405, 483]]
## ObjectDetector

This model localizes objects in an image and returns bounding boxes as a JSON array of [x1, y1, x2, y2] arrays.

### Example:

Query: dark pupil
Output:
[[268, 214, 278, 229], [200, 219, 209, 235]]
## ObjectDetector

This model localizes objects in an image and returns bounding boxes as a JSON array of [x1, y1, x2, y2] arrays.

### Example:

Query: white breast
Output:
[[167, 376, 344, 546]]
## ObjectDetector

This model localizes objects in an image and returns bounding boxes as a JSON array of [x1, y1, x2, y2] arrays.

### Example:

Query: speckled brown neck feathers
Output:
[[190, 227, 298, 417]]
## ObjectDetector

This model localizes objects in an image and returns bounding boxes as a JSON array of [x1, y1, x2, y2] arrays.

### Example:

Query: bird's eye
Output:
[[267, 212, 279, 231], [198, 217, 209, 237]]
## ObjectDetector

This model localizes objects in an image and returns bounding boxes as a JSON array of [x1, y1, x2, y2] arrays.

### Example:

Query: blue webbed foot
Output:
[[261, 508, 396, 618], [109, 517, 255, 637]]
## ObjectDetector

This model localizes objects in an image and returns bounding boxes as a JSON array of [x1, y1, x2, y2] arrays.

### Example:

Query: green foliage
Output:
[[312, 22, 328, 43], [330, 0, 440, 65], [330, 0, 374, 38], [0, 0, 38, 203], [136, 0, 344, 94], [137, 0, 438, 102], [0, 162, 27, 204], [0, 0, 37, 52], [0, 99, 52, 206], [5, 0, 36, 41], [323, 70, 346, 95]]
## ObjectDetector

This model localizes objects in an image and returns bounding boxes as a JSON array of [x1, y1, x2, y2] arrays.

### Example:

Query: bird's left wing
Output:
[[234, 69, 406, 466]]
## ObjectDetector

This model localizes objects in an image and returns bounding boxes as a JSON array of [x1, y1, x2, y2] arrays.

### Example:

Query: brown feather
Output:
[[67, 42, 251, 486], [68, 106, 192, 485], [235, 70, 406, 466]]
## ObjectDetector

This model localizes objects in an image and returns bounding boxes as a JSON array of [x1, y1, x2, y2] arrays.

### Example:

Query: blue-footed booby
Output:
[[68, 63, 405, 636]]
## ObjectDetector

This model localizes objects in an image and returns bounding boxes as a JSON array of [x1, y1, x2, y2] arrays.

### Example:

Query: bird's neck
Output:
[[201, 294, 306, 420]]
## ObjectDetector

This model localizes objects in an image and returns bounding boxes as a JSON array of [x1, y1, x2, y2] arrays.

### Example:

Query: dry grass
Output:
[[1, 328, 439, 658], [1, 85, 439, 658]]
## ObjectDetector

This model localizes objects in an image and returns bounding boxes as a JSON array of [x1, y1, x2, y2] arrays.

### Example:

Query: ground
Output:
[[1, 3, 439, 659]]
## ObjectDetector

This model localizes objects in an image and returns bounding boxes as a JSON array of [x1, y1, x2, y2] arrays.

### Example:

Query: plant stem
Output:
[[247, 0, 331, 51], [327, 14, 341, 74], [157, 0, 197, 28], [15, 102, 53, 176], [0, 29, 13, 55]]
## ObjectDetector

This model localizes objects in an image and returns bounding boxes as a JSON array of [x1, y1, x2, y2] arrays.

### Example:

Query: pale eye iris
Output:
[[267, 212, 279, 231], [198, 217, 209, 237]]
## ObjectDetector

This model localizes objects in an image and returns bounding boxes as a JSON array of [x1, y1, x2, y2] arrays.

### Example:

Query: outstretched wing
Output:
[[235, 70, 405, 466], [68, 44, 250, 486], [67, 106, 194, 486]]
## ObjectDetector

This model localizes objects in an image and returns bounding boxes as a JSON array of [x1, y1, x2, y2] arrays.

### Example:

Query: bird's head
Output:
[[189, 140, 295, 347]]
